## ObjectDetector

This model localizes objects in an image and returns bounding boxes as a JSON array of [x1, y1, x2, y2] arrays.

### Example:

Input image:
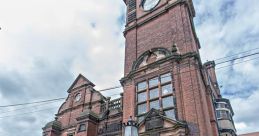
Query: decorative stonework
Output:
[[98, 122, 122, 135], [132, 48, 172, 70], [138, 109, 188, 136], [145, 116, 164, 130]]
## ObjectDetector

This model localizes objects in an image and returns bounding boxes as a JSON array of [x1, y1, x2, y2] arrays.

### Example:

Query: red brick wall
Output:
[[123, 1, 217, 135], [239, 132, 259, 136], [124, 2, 199, 74]]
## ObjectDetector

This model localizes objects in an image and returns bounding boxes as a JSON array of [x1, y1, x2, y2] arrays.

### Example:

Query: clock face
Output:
[[75, 93, 81, 102], [142, 0, 160, 11]]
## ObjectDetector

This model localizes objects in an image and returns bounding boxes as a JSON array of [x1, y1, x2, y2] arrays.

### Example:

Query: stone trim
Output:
[[120, 52, 199, 86]]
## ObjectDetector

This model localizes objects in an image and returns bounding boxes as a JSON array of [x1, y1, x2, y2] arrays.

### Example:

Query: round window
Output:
[[75, 93, 81, 102], [142, 0, 160, 11]]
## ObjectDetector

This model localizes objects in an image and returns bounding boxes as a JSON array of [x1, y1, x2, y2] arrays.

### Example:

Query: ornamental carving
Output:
[[132, 48, 171, 70], [98, 122, 122, 135], [145, 110, 164, 131]]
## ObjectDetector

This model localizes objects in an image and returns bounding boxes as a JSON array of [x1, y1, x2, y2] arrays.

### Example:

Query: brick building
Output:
[[239, 132, 259, 136], [43, 0, 236, 136]]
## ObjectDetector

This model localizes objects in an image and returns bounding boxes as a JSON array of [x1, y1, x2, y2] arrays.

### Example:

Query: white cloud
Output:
[[231, 90, 259, 134], [195, 0, 259, 134], [0, 0, 125, 135], [0, 0, 259, 135]]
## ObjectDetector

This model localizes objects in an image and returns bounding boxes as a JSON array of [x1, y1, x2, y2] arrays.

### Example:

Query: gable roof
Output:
[[67, 74, 95, 93]]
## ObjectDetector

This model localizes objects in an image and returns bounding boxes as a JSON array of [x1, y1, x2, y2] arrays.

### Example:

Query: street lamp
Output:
[[123, 116, 138, 136]]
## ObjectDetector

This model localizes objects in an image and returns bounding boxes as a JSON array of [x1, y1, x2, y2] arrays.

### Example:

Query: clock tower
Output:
[[43, 1, 236, 136], [121, 0, 222, 136]]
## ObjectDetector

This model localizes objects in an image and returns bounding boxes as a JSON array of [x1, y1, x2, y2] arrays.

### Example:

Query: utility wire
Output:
[[0, 100, 62, 115], [214, 47, 259, 61], [99, 85, 122, 92], [0, 98, 65, 108], [0, 56, 258, 118], [1, 51, 258, 109], [0, 93, 124, 118], [215, 52, 259, 65], [216, 56, 259, 70], [0, 90, 123, 111], [0, 107, 59, 119], [0, 87, 123, 108]]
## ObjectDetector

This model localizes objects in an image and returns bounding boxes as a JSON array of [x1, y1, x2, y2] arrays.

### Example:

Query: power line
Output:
[[0, 98, 65, 108], [0, 107, 58, 119], [0, 93, 124, 119], [0, 100, 62, 115], [214, 47, 259, 61], [216, 56, 259, 70], [99, 85, 122, 92], [0, 86, 123, 108], [1, 51, 258, 109], [0, 56, 257, 118], [215, 52, 259, 65]]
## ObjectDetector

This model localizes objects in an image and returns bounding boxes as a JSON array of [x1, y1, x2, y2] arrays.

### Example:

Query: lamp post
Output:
[[123, 116, 138, 136]]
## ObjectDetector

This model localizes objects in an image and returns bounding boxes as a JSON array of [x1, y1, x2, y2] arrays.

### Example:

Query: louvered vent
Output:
[[128, 0, 136, 12], [128, 12, 136, 23]]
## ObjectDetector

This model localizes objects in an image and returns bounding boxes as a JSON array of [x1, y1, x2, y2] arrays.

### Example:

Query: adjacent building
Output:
[[43, 0, 236, 135], [239, 132, 259, 136]]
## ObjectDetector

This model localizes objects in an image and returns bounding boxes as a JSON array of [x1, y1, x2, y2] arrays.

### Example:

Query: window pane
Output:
[[149, 77, 159, 87], [162, 84, 173, 95], [79, 124, 86, 131], [216, 103, 226, 108], [138, 103, 147, 115], [162, 96, 174, 108], [149, 88, 159, 99], [150, 100, 160, 110], [161, 73, 171, 83], [165, 109, 176, 120], [137, 81, 147, 91], [216, 110, 229, 119], [222, 111, 229, 119], [216, 110, 221, 118], [138, 92, 147, 102]]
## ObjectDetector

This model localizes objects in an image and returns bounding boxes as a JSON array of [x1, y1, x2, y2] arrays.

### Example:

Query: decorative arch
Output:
[[132, 48, 172, 70]]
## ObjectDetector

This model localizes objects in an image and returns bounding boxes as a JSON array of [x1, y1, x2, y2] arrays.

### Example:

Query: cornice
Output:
[[124, 0, 194, 34]]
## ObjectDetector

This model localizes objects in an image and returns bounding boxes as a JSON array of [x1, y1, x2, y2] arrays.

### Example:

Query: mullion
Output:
[[136, 72, 175, 120]]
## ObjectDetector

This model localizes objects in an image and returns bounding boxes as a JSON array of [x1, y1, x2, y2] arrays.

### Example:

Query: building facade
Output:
[[239, 132, 259, 136], [43, 0, 236, 136]]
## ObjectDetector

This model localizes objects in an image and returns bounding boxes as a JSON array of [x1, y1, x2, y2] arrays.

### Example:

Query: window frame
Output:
[[78, 124, 87, 132], [136, 72, 176, 121]]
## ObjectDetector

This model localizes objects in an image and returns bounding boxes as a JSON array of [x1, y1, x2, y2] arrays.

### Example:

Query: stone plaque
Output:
[[145, 117, 163, 130], [150, 133, 160, 136]]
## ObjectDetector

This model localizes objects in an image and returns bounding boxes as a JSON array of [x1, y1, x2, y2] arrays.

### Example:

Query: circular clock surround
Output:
[[142, 0, 160, 11], [75, 93, 81, 102]]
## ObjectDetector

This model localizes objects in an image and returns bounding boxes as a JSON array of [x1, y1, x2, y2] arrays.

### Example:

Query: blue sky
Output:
[[0, 0, 259, 135]]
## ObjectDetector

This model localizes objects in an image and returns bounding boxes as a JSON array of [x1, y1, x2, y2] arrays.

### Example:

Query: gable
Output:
[[138, 109, 187, 135], [67, 74, 95, 93]]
